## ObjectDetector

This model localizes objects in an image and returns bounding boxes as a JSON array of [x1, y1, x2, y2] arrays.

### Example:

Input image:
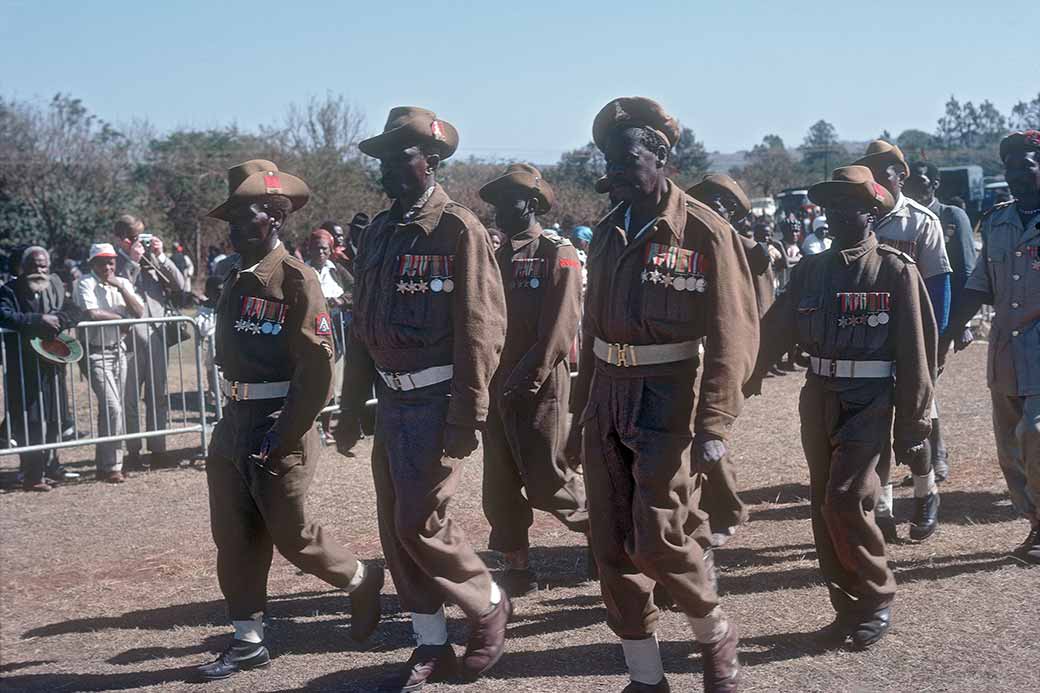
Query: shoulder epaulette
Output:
[[877, 243, 916, 264], [541, 230, 572, 247], [980, 200, 1014, 222]]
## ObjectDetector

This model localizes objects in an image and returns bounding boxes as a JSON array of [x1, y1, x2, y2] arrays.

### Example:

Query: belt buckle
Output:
[[230, 381, 239, 401], [390, 372, 403, 390], [829, 359, 838, 378], [613, 342, 629, 367]]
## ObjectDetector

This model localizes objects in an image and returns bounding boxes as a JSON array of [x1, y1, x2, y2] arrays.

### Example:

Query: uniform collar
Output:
[[510, 224, 543, 250], [391, 184, 450, 235], [240, 240, 286, 287], [612, 179, 687, 246], [837, 232, 878, 265], [884, 193, 911, 219]]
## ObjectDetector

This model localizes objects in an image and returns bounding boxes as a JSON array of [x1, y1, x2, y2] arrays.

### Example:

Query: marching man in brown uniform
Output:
[[335, 107, 510, 691], [198, 160, 383, 680], [745, 165, 937, 649], [478, 164, 591, 596], [568, 97, 756, 693]]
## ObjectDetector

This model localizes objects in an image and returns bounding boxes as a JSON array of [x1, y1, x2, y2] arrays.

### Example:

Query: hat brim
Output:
[[809, 180, 894, 215], [478, 173, 554, 215], [852, 151, 909, 178], [686, 180, 751, 221], [359, 120, 459, 161], [207, 170, 310, 221], [30, 335, 83, 365]]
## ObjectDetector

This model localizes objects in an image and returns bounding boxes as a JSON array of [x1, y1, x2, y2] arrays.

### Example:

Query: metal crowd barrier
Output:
[[1, 316, 209, 461]]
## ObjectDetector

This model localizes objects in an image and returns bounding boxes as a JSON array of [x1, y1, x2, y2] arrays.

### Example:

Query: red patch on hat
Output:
[[431, 120, 445, 141], [559, 258, 580, 269], [315, 313, 332, 336], [1026, 130, 1040, 147], [873, 183, 887, 200], [264, 174, 282, 193]]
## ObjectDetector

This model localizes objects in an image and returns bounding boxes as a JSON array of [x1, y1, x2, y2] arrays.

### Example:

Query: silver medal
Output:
[[261, 322, 273, 334], [673, 276, 687, 291], [867, 314, 879, 328], [529, 277, 540, 289], [272, 324, 282, 335], [877, 311, 889, 325], [430, 278, 444, 292], [695, 278, 707, 293], [442, 278, 455, 293]]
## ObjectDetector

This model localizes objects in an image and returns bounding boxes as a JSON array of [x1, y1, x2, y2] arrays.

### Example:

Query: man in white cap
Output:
[[801, 217, 831, 256], [72, 243, 145, 483]]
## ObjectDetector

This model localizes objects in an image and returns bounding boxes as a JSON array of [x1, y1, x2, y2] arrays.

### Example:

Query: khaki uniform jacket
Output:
[[874, 194, 951, 279], [571, 179, 759, 440], [965, 203, 1040, 395], [342, 184, 506, 428], [753, 234, 936, 444], [214, 243, 334, 446], [494, 226, 581, 395], [740, 235, 775, 318]]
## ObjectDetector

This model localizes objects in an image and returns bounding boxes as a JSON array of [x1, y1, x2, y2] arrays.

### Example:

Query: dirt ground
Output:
[[1, 346, 1037, 693]]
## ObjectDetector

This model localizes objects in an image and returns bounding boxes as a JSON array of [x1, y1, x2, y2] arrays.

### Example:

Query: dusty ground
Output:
[[1, 346, 1037, 693]]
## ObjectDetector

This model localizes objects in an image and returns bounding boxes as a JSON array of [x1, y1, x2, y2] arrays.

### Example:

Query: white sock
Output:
[[412, 608, 448, 646], [489, 581, 502, 605], [913, 470, 938, 498], [344, 561, 366, 593], [232, 615, 263, 643], [621, 635, 664, 685], [876, 483, 894, 518], [688, 606, 730, 644]]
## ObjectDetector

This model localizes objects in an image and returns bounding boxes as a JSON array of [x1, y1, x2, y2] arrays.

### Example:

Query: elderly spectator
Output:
[[801, 215, 832, 255], [111, 214, 188, 469], [0, 247, 83, 491], [306, 228, 354, 444], [319, 220, 351, 267], [73, 243, 144, 483]]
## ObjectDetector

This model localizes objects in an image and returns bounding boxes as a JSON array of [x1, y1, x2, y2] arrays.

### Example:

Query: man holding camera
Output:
[[111, 214, 188, 468]]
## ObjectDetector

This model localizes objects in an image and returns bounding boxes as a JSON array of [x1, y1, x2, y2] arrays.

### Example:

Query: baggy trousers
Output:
[[482, 362, 589, 552], [990, 391, 1040, 521], [581, 368, 718, 639], [86, 346, 127, 472], [371, 380, 492, 619], [206, 400, 359, 620], [799, 378, 896, 614], [124, 330, 170, 455]]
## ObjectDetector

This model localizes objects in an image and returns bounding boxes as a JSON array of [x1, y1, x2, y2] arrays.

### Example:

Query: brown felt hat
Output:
[[594, 176, 610, 194], [999, 130, 1040, 161], [359, 107, 459, 160], [686, 174, 752, 222], [852, 139, 909, 177], [207, 160, 310, 221], [808, 165, 895, 214], [478, 163, 555, 214], [592, 97, 680, 153]]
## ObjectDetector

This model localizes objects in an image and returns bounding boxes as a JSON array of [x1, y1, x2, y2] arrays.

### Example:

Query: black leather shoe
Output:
[[876, 516, 898, 544], [932, 458, 949, 483], [387, 644, 458, 692], [700, 623, 740, 692], [909, 492, 940, 541], [349, 563, 384, 642], [820, 615, 853, 645], [851, 607, 891, 650], [587, 544, 599, 581], [622, 677, 671, 692], [1013, 527, 1040, 565], [500, 568, 538, 597], [196, 638, 270, 680]]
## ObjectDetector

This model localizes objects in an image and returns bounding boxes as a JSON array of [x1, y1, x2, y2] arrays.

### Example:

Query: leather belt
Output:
[[593, 337, 699, 368], [220, 378, 291, 401], [377, 365, 453, 391], [808, 356, 894, 379]]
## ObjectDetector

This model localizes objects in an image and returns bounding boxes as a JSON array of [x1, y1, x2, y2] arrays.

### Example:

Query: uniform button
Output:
[[1013, 330, 1021, 337], [1013, 273, 1021, 281], [1012, 302, 1021, 308], [1016, 251, 1023, 257]]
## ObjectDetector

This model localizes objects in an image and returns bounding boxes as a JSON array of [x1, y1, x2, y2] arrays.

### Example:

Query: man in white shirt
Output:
[[801, 216, 832, 255], [73, 243, 144, 483]]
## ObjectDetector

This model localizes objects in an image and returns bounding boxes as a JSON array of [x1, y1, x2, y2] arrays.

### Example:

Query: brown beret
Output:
[[999, 130, 1040, 161], [808, 165, 895, 215], [359, 107, 459, 160], [478, 163, 555, 214], [852, 139, 909, 177], [592, 97, 680, 153], [207, 159, 310, 221], [686, 174, 752, 222]]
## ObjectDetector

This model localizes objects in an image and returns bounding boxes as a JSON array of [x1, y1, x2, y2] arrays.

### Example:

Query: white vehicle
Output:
[[751, 197, 776, 218]]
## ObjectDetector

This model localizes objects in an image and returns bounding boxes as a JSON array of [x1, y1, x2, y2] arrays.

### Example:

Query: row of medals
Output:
[[641, 268, 707, 293], [234, 319, 282, 335], [837, 312, 890, 328], [396, 276, 455, 294], [513, 277, 541, 289]]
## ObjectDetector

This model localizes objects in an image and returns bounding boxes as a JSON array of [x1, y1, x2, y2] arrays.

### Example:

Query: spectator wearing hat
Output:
[[802, 216, 832, 255], [319, 220, 351, 268], [336, 107, 510, 689], [568, 97, 754, 692], [746, 165, 937, 649], [477, 164, 590, 598], [852, 140, 950, 540], [72, 243, 145, 483], [941, 130, 1040, 565], [0, 247, 83, 491], [170, 242, 195, 285]]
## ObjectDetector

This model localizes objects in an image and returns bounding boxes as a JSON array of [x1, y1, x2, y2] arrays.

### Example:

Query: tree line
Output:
[[2, 91, 1037, 277]]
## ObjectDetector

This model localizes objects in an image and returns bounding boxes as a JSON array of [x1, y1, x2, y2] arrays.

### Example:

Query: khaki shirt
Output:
[[572, 179, 759, 439], [494, 226, 581, 395], [214, 242, 334, 445], [965, 203, 1040, 395], [753, 234, 936, 443], [343, 184, 506, 428], [874, 194, 951, 279]]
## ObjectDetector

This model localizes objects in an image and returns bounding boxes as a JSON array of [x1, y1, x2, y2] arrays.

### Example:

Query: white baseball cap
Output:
[[812, 216, 829, 232], [88, 243, 118, 261]]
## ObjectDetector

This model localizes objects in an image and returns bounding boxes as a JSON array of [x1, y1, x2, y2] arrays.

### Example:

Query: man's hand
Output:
[[39, 314, 61, 337], [564, 424, 583, 470], [955, 327, 974, 352], [742, 376, 763, 399], [129, 240, 145, 263], [259, 429, 280, 460], [334, 414, 363, 456], [894, 439, 930, 472], [693, 435, 727, 472], [502, 383, 537, 403], [149, 237, 164, 257], [443, 424, 478, 459]]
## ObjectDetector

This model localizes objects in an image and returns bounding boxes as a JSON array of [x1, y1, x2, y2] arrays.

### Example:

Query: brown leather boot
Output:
[[390, 644, 458, 692], [699, 623, 740, 692], [461, 593, 511, 680]]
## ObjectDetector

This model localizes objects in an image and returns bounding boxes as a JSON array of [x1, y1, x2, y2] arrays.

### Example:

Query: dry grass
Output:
[[1, 346, 1037, 692]]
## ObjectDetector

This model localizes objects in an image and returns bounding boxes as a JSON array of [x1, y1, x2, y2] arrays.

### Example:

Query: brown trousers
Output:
[[483, 362, 589, 552], [990, 391, 1040, 521], [581, 368, 718, 639], [206, 401, 359, 621], [696, 454, 749, 533], [372, 380, 492, 619], [799, 379, 896, 614]]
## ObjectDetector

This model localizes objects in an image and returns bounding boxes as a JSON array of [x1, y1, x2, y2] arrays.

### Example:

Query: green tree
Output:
[[1010, 92, 1040, 130], [896, 128, 935, 155], [799, 120, 848, 180], [668, 127, 711, 187], [731, 135, 803, 197]]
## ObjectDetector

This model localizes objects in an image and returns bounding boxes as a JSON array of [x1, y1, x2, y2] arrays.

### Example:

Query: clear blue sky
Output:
[[1, 0, 1034, 164]]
